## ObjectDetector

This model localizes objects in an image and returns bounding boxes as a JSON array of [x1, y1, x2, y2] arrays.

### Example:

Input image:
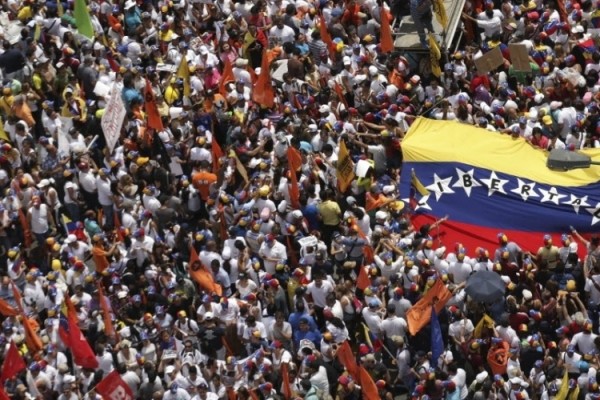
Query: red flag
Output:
[[380, 7, 394, 53], [0, 341, 25, 383], [335, 341, 359, 381], [252, 49, 275, 109], [97, 282, 116, 338], [281, 362, 292, 399], [212, 140, 224, 174], [0, 298, 18, 317], [319, 14, 336, 58], [144, 79, 164, 132], [67, 305, 99, 369], [106, 51, 120, 73], [188, 246, 223, 296], [287, 146, 303, 209], [95, 370, 134, 400], [219, 58, 235, 97], [17, 210, 31, 248], [0, 386, 10, 400], [359, 366, 379, 400]]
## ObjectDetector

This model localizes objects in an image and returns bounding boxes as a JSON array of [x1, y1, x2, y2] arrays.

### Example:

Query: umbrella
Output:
[[465, 270, 506, 303]]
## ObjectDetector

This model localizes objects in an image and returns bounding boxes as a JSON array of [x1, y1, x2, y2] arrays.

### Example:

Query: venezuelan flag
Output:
[[400, 118, 600, 255]]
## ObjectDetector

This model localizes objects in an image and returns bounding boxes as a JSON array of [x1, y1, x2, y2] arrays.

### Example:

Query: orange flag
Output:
[[356, 265, 371, 290], [227, 388, 237, 400], [11, 283, 23, 314], [487, 340, 510, 376], [107, 15, 123, 35], [287, 146, 303, 209], [252, 50, 275, 109], [334, 82, 348, 108], [97, 282, 115, 338], [281, 363, 292, 399], [319, 14, 336, 58], [212, 140, 224, 174], [188, 246, 223, 296], [359, 366, 380, 400], [248, 65, 258, 84], [349, 217, 374, 264], [0, 298, 18, 316], [336, 341, 359, 381], [380, 7, 394, 53], [219, 58, 235, 97], [22, 315, 42, 354], [17, 210, 31, 248], [406, 279, 452, 335], [144, 79, 164, 132], [249, 389, 260, 400]]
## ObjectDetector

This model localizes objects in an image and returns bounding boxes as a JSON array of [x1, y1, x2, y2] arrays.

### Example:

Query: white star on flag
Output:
[[539, 187, 566, 205], [564, 194, 590, 214], [587, 203, 600, 226], [425, 173, 455, 201], [510, 179, 539, 202], [415, 195, 432, 211], [452, 168, 481, 197], [480, 171, 509, 197]]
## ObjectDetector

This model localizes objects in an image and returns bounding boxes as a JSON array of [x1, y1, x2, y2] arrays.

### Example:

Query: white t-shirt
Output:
[[259, 241, 288, 274], [306, 280, 334, 308], [450, 368, 468, 400], [96, 177, 113, 206], [571, 332, 598, 355], [269, 25, 296, 44]]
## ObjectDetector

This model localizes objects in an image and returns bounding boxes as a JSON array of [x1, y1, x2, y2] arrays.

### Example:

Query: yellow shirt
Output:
[[319, 200, 341, 226], [164, 86, 179, 105]]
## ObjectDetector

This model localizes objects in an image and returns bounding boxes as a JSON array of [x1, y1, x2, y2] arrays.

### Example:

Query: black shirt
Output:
[[0, 49, 25, 74]]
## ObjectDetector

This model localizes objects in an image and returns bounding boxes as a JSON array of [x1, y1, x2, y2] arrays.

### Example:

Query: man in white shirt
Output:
[[269, 17, 296, 44], [258, 234, 288, 274], [570, 321, 597, 355], [362, 300, 384, 337], [381, 304, 408, 340], [96, 168, 114, 229], [306, 271, 334, 328], [129, 228, 155, 268], [448, 308, 474, 348]]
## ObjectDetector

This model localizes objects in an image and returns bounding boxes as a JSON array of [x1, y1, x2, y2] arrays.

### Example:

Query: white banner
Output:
[[101, 88, 126, 154]]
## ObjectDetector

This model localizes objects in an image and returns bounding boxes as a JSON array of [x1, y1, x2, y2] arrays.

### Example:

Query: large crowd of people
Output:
[[0, 0, 600, 399]]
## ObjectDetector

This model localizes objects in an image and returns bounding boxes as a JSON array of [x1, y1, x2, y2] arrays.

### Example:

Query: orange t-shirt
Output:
[[192, 171, 217, 201], [92, 245, 110, 273]]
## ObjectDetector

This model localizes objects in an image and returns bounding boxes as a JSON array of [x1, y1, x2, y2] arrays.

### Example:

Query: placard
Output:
[[474, 46, 504, 74], [101, 88, 126, 153], [509, 44, 532, 72]]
